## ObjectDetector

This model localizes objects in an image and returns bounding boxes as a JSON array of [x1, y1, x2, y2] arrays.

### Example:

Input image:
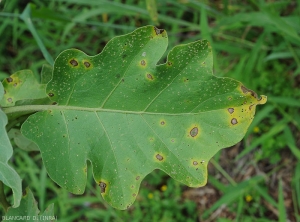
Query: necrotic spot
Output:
[[147, 73, 153, 80], [154, 27, 164, 35], [141, 60, 146, 66], [48, 93, 54, 97], [99, 182, 107, 193], [70, 59, 78, 66], [6, 77, 13, 83], [84, 61, 91, 68], [190, 127, 198, 137], [228, 108, 234, 114], [231, 118, 238, 125], [193, 161, 198, 166], [156, 154, 164, 161], [241, 85, 257, 98], [7, 98, 12, 103], [160, 121, 165, 125], [136, 176, 140, 180]]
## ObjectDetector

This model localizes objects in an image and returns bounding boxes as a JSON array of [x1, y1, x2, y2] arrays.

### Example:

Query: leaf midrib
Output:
[[2, 104, 232, 116]]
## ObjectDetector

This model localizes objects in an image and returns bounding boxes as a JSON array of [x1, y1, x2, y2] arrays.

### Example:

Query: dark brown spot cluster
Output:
[[70, 59, 78, 66], [156, 154, 164, 161], [99, 182, 107, 193], [190, 127, 199, 137]]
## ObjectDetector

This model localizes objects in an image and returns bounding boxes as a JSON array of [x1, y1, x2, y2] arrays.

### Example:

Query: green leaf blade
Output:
[[21, 26, 266, 210], [0, 82, 22, 208], [5, 187, 55, 221]]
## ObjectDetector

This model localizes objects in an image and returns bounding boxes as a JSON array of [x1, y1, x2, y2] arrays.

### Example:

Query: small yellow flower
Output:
[[148, 193, 153, 199], [245, 194, 253, 202], [253, 126, 260, 133], [161, 185, 167, 192]]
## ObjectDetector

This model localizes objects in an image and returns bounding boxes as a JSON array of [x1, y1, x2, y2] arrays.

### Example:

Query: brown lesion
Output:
[[249, 104, 255, 110], [190, 127, 199, 137], [141, 60, 146, 66], [6, 77, 13, 83], [228, 108, 234, 114], [231, 118, 238, 125], [146, 73, 154, 80], [241, 85, 258, 99], [99, 182, 107, 193], [83, 61, 91, 68], [154, 27, 164, 35], [156, 154, 164, 161], [69, 59, 79, 67]]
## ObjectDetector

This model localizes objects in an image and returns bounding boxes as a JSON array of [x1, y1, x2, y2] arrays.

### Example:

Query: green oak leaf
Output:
[[0, 82, 22, 208], [20, 26, 267, 210], [0, 70, 49, 108], [5, 187, 55, 221]]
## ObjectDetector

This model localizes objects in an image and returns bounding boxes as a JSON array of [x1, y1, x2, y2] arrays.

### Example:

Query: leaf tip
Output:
[[257, 95, 267, 105]]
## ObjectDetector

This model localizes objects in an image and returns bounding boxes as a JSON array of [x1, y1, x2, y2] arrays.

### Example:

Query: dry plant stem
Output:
[[0, 181, 10, 212]]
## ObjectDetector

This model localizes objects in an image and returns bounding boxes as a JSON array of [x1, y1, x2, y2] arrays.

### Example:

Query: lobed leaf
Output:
[[20, 26, 266, 209], [0, 82, 22, 208]]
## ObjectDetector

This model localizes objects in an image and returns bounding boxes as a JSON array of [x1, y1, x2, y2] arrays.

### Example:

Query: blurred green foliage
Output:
[[0, 0, 299, 221]]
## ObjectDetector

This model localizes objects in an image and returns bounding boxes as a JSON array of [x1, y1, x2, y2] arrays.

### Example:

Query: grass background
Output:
[[0, 0, 300, 221]]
